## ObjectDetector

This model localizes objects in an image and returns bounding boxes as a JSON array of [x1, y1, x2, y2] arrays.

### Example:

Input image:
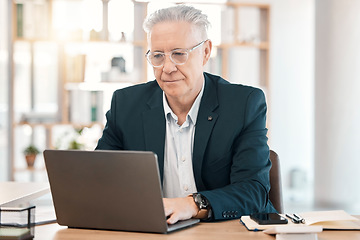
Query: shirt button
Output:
[[183, 185, 189, 191], [179, 128, 183, 133], [181, 156, 186, 162]]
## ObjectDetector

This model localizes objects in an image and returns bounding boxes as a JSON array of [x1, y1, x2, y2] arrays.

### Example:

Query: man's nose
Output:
[[162, 55, 177, 74]]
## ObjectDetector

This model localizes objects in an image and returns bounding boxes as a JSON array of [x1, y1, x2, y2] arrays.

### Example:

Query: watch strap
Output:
[[194, 208, 209, 219]]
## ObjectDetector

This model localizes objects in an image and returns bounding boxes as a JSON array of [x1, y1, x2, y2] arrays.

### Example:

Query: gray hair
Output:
[[143, 5, 210, 39]]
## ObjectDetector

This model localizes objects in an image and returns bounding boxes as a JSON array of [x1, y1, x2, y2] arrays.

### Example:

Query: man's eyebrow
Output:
[[151, 47, 186, 52], [172, 47, 185, 51]]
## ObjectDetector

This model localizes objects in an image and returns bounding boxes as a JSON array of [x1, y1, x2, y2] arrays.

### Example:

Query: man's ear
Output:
[[202, 40, 212, 66]]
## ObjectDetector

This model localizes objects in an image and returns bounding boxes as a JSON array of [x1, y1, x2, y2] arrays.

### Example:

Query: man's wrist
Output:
[[191, 193, 212, 220]]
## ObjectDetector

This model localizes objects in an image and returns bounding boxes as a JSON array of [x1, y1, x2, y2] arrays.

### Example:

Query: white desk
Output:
[[0, 181, 49, 206]]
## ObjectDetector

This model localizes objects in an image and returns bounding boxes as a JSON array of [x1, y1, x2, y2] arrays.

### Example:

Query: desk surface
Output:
[[35, 219, 360, 240], [2, 181, 359, 240], [0, 182, 49, 207]]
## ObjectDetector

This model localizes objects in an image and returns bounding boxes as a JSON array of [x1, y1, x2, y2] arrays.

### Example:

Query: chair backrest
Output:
[[269, 150, 284, 213]]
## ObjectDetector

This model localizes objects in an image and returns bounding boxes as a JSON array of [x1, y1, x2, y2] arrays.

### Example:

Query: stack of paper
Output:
[[264, 225, 322, 240]]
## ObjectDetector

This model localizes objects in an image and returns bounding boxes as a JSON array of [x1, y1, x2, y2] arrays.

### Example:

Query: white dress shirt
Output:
[[162, 81, 205, 198]]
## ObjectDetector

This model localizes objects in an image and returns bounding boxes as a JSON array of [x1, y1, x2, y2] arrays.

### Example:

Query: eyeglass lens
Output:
[[148, 50, 188, 67]]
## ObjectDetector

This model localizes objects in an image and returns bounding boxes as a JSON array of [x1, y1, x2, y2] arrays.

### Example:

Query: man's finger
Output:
[[167, 213, 179, 225], [163, 198, 173, 217], [164, 207, 173, 217]]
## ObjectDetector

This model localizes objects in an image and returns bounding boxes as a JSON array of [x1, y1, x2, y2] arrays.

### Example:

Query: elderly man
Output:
[[96, 5, 276, 224]]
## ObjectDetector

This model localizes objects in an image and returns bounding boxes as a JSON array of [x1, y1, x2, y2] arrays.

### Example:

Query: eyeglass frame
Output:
[[145, 39, 208, 68]]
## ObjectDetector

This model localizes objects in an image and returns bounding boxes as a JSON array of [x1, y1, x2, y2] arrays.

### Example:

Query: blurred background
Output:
[[0, 0, 359, 214]]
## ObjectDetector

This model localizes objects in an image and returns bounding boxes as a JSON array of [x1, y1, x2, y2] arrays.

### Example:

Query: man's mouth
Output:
[[162, 78, 182, 82]]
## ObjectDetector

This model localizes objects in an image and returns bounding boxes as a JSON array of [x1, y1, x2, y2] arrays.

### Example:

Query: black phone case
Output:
[[250, 213, 288, 225]]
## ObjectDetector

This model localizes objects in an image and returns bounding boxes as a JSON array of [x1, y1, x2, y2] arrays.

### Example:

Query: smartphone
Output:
[[250, 213, 288, 225]]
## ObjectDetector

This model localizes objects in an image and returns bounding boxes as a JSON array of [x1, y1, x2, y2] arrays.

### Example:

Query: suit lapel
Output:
[[142, 88, 166, 183], [193, 76, 219, 191]]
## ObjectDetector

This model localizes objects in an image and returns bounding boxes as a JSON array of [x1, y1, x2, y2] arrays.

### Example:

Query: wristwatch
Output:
[[192, 193, 212, 220]]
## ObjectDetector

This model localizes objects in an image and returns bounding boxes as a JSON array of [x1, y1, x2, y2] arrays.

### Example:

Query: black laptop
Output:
[[44, 149, 199, 233]]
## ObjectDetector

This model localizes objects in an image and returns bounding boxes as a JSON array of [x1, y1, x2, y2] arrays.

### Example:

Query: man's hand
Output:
[[163, 197, 199, 224]]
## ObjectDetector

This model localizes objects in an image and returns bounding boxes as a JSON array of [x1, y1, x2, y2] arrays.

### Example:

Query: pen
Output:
[[293, 213, 305, 224], [285, 213, 301, 224]]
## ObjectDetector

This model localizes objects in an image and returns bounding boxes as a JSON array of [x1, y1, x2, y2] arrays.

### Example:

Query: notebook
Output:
[[241, 210, 360, 231], [43, 149, 199, 233]]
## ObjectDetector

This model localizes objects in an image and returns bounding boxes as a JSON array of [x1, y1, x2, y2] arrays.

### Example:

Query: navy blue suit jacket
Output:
[[96, 72, 276, 220]]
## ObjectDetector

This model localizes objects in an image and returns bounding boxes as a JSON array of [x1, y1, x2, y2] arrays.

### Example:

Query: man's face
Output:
[[148, 21, 211, 102]]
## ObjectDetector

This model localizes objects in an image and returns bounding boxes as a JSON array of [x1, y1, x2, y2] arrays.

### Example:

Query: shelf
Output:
[[15, 167, 46, 172], [15, 122, 103, 129], [217, 42, 269, 50], [65, 82, 134, 91], [13, 38, 146, 46], [168, 1, 270, 8], [226, 2, 270, 9], [65, 81, 137, 91], [9, 0, 271, 181]]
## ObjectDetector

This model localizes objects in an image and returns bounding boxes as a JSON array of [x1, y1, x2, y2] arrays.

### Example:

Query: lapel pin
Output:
[[208, 116, 213, 121]]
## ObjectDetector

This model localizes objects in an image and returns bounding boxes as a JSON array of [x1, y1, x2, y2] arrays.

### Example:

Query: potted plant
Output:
[[23, 144, 40, 168], [68, 139, 83, 150]]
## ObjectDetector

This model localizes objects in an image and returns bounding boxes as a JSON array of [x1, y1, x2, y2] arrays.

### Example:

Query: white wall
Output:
[[269, 0, 315, 209], [260, 0, 360, 214], [315, 0, 360, 213], [231, 0, 315, 210]]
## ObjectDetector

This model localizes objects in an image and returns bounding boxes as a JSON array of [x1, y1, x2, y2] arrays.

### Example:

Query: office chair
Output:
[[269, 150, 284, 213]]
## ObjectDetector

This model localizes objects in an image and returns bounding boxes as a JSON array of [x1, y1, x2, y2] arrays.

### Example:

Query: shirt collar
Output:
[[163, 80, 205, 125]]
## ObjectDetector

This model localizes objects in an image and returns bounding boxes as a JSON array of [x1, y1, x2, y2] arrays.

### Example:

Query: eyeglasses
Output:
[[145, 40, 207, 68]]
